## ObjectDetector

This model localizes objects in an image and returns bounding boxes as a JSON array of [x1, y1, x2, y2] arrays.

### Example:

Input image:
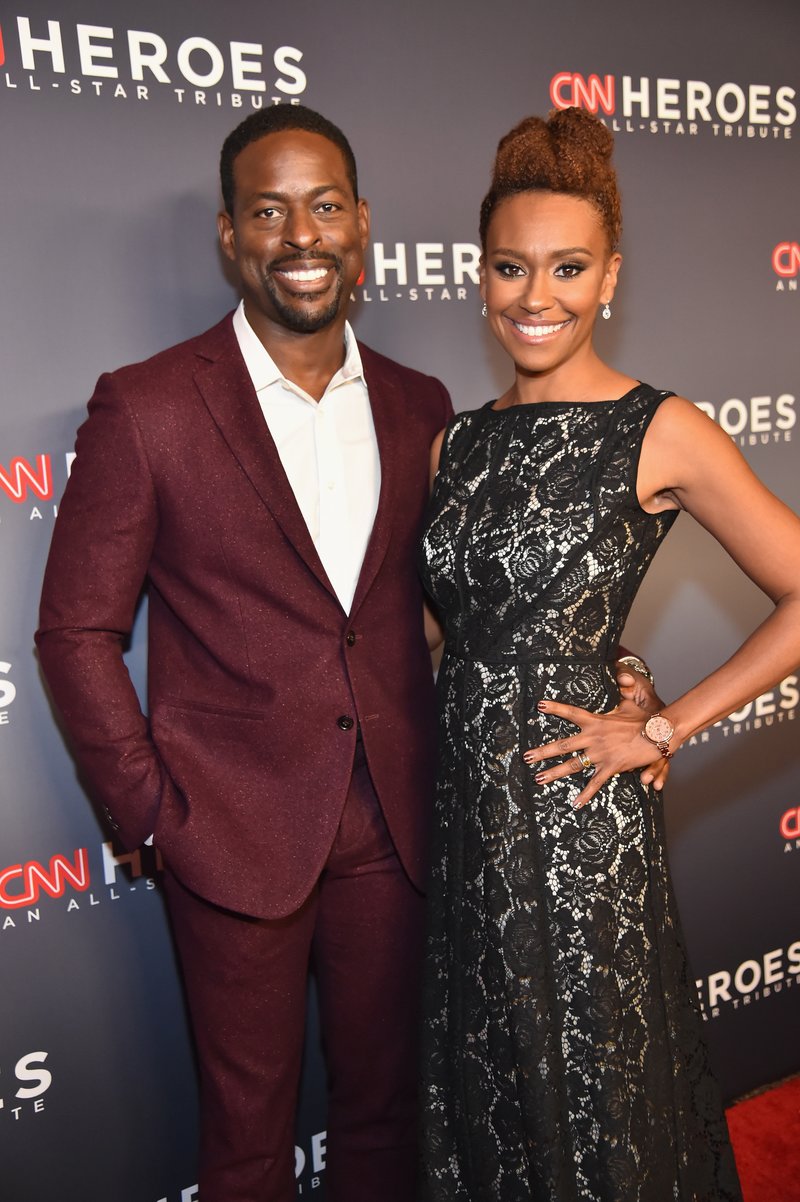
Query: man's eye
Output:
[[317, 203, 340, 213]]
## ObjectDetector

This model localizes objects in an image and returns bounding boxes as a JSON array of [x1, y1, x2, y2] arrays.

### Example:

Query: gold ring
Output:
[[578, 751, 592, 770]]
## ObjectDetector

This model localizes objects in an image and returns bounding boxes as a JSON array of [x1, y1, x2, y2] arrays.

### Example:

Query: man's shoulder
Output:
[[107, 312, 237, 390], [358, 340, 445, 393]]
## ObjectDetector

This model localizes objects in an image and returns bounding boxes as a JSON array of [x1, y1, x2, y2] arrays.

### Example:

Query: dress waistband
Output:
[[445, 646, 612, 667]]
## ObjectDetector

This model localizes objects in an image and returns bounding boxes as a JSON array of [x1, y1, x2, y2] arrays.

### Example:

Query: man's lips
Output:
[[270, 257, 340, 291], [275, 265, 332, 283]]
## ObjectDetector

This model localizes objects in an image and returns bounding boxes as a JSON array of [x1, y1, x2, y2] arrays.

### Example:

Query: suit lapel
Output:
[[192, 317, 338, 601], [349, 349, 401, 618]]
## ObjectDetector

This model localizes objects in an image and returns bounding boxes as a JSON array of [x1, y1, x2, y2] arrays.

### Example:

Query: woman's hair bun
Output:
[[481, 107, 621, 249]]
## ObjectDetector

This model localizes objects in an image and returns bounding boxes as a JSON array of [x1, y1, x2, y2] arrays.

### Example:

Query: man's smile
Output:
[[269, 255, 340, 295], [276, 266, 331, 282]]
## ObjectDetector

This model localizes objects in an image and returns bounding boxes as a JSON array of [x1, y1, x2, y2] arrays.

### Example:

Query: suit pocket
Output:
[[150, 703, 273, 852], [158, 697, 271, 721]]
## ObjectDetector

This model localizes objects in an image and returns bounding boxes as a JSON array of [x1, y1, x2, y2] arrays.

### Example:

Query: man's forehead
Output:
[[236, 128, 347, 171], [231, 130, 354, 205]]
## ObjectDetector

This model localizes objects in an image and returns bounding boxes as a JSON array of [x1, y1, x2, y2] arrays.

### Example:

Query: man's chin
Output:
[[273, 298, 343, 335], [279, 307, 338, 336]]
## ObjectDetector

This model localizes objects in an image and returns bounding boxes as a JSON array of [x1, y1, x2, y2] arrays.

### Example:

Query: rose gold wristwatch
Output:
[[642, 713, 675, 759]]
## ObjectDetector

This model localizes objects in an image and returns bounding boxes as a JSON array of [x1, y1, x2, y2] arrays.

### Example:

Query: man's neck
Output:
[[245, 306, 350, 403]]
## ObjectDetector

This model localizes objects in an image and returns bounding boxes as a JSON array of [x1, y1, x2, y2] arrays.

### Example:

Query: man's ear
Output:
[[217, 210, 236, 262], [357, 197, 371, 251]]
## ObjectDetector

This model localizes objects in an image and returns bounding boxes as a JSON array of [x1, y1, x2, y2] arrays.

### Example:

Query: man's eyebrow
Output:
[[246, 184, 349, 203]]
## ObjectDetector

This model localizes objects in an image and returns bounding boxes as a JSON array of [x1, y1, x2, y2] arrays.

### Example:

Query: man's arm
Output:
[[36, 372, 166, 848], [613, 651, 670, 790]]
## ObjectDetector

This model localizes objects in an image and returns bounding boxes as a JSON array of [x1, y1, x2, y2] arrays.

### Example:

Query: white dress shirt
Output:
[[232, 301, 380, 614]]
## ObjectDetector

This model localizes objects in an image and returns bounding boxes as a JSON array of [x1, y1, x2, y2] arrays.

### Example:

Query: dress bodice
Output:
[[421, 384, 678, 664]]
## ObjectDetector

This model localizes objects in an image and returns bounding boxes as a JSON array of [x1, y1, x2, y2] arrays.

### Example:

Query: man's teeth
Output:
[[280, 266, 330, 282], [513, 319, 568, 337]]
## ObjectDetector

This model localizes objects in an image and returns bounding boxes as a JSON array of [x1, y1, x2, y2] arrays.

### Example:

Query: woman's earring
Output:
[[481, 302, 487, 318], [602, 303, 612, 320]]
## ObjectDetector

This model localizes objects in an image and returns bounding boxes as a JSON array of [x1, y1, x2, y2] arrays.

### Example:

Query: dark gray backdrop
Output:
[[1, 1, 798, 1198]]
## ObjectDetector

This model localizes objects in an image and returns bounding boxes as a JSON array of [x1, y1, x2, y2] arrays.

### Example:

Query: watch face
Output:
[[645, 715, 674, 744]]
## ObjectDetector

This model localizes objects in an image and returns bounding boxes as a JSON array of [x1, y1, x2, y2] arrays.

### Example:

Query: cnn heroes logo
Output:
[[0, 1050, 51, 1124], [0, 16, 305, 109], [156, 1133, 326, 1202], [685, 675, 797, 749], [781, 806, 800, 855], [296, 1130, 327, 1194], [353, 239, 480, 305], [696, 940, 800, 1019], [0, 842, 161, 932], [694, 392, 794, 449], [773, 242, 799, 293], [0, 449, 74, 523], [0, 660, 16, 726], [551, 72, 795, 140]]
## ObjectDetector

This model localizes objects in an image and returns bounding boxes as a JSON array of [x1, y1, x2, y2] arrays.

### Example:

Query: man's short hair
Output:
[[220, 104, 360, 214]]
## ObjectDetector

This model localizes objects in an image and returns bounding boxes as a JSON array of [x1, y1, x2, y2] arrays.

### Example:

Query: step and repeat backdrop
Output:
[[1, 0, 798, 1198]]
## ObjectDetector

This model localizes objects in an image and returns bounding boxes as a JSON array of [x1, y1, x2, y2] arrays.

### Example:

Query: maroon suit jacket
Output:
[[36, 314, 453, 919]]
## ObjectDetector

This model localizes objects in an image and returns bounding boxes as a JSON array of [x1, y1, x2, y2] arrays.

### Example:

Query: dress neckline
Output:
[[485, 382, 644, 414]]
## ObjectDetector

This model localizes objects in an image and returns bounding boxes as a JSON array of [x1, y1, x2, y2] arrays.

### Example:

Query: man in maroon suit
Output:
[[37, 105, 452, 1202]]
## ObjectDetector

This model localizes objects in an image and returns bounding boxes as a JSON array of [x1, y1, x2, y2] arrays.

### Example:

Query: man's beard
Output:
[[263, 254, 345, 334]]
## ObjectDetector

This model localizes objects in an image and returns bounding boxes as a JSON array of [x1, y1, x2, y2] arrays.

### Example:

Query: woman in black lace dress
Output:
[[419, 108, 800, 1201]]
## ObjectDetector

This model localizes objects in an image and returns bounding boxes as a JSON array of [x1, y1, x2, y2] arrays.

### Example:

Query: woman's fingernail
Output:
[[534, 772, 548, 783]]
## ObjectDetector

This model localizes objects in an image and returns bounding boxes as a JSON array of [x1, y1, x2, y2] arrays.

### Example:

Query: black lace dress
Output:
[[419, 385, 742, 1202]]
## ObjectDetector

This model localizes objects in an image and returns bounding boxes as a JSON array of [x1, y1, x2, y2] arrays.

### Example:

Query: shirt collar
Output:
[[232, 300, 364, 396]]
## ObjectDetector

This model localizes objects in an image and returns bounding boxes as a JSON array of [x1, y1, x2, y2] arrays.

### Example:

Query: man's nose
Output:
[[283, 208, 320, 249]]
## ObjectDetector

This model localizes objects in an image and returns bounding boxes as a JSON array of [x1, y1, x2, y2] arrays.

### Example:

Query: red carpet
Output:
[[726, 1075, 800, 1201]]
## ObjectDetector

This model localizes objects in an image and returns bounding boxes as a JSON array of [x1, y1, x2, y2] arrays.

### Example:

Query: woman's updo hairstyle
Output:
[[479, 107, 621, 252]]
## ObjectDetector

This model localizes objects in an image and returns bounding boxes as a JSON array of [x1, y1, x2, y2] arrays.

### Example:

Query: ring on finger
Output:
[[578, 751, 592, 770]]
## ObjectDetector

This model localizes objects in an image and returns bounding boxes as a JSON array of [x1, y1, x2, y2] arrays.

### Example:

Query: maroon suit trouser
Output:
[[165, 739, 426, 1202]]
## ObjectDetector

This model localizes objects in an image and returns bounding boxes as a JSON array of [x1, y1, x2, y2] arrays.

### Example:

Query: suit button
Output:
[[337, 715, 355, 731], [345, 631, 356, 647]]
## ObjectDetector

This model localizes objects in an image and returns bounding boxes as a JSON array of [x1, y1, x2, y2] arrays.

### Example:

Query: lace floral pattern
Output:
[[419, 386, 741, 1201]]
